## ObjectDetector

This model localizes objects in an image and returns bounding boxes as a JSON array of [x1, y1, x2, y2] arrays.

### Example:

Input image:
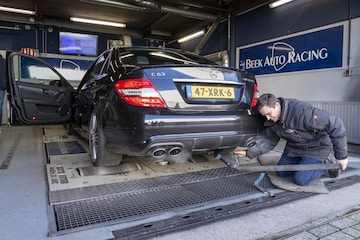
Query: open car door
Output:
[[6, 52, 74, 125]]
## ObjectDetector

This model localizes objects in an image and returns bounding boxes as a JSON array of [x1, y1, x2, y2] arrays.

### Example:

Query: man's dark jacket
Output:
[[247, 98, 348, 162]]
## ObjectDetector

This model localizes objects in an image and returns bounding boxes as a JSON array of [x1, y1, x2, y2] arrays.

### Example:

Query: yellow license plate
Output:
[[187, 85, 235, 99]]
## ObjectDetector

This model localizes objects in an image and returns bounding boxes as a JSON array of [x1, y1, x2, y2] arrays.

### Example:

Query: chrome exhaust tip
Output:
[[168, 146, 183, 156], [151, 148, 167, 158]]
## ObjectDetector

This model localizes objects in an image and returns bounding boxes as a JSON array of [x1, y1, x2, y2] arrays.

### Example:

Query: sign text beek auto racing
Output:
[[238, 25, 343, 75]]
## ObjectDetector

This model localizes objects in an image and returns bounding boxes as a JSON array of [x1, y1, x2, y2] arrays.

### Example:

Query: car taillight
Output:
[[250, 84, 259, 108], [114, 78, 166, 108]]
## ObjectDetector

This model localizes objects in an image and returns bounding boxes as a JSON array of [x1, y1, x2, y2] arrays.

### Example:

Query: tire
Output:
[[89, 112, 123, 166]]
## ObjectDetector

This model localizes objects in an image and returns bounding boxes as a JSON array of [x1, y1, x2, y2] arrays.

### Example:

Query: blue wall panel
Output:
[[235, 0, 351, 47]]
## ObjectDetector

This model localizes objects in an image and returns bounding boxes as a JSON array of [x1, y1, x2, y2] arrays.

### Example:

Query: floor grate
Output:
[[49, 166, 262, 204], [111, 175, 360, 240], [53, 169, 272, 232]]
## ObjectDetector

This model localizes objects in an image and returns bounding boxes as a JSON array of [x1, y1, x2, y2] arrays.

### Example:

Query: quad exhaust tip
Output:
[[150, 146, 183, 158]]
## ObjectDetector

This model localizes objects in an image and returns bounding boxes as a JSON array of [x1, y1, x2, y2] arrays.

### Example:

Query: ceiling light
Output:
[[177, 30, 205, 43], [0, 6, 35, 15], [70, 17, 126, 28], [269, 0, 294, 8]]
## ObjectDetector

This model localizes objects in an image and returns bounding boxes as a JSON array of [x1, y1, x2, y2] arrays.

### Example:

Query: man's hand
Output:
[[338, 158, 348, 170], [234, 150, 247, 158]]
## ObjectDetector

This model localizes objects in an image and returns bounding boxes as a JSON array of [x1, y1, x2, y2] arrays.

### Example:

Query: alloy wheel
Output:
[[89, 114, 99, 162]]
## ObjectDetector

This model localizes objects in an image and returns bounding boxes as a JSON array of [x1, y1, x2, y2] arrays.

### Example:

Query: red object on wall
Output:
[[21, 48, 35, 56]]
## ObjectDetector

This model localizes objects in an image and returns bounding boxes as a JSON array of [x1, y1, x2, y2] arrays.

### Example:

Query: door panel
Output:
[[7, 52, 74, 124]]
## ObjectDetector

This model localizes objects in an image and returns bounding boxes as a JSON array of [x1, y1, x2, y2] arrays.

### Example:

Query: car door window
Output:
[[92, 56, 106, 77], [99, 54, 111, 75], [12, 54, 62, 86], [82, 52, 110, 89]]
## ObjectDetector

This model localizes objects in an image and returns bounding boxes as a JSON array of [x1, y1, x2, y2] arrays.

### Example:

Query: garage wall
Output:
[[201, 0, 360, 144], [247, 17, 360, 143], [244, 20, 357, 101], [200, 0, 360, 100], [199, 0, 360, 102], [226, 0, 360, 144], [0, 22, 148, 56], [234, 0, 358, 47], [228, 0, 360, 102]]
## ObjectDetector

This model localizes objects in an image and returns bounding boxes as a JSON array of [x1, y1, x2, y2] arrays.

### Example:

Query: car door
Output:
[[6, 52, 74, 124]]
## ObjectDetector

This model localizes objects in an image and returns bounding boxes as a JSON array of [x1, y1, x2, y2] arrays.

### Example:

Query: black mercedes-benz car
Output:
[[6, 47, 265, 166]]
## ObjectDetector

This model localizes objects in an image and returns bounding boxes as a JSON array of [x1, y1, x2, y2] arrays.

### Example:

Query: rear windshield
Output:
[[117, 48, 217, 66]]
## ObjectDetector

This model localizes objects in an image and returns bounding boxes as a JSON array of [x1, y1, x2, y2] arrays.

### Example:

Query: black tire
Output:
[[89, 112, 123, 166]]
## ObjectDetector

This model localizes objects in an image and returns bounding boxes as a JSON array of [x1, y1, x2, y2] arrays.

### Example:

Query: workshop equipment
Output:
[[214, 152, 341, 174], [214, 151, 341, 195]]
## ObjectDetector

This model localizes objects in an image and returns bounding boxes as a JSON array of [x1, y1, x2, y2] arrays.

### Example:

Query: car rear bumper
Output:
[[103, 113, 264, 158], [107, 130, 263, 156]]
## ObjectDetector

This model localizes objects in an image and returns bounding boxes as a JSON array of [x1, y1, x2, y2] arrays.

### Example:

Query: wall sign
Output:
[[237, 25, 343, 75]]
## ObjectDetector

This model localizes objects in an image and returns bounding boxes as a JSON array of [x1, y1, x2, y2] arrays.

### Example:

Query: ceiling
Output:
[[0, 0, 271, 43]]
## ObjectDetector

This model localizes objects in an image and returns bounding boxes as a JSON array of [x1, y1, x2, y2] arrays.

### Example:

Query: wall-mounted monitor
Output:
[[59, 32, 98, 56]]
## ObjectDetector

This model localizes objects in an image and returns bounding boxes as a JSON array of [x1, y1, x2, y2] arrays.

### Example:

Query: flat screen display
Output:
[[59, 32, 98, 56]]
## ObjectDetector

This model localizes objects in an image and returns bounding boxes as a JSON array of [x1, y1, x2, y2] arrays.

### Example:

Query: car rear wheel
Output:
[[89, 112, 123, 166]]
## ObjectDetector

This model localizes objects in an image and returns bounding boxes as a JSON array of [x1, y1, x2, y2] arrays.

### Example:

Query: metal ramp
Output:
[[42, 126, 276, 236], [49, 167, 274, 234], [111, 176, 360, 240]]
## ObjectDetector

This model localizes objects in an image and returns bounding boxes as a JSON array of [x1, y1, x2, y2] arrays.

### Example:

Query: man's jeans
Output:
[[277, 152, 326, 186]]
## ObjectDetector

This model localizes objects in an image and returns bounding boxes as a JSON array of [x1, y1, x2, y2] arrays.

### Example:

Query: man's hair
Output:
[[256, 93, 279, 110]]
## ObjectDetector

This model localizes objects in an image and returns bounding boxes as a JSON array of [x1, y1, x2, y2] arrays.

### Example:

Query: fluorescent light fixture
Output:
[[0, 6, 35, 15], [177, 30, 205, 43], [70, 17, 126, 28], [269, 0, 294, 8]]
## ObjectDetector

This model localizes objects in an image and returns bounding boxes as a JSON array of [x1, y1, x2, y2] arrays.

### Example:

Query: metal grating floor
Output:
[[52, 167, 273, 232], [111, 175, 360, 240]]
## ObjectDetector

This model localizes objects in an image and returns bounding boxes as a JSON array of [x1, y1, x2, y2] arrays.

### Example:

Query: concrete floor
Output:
[[0, 125, 359, 240]]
